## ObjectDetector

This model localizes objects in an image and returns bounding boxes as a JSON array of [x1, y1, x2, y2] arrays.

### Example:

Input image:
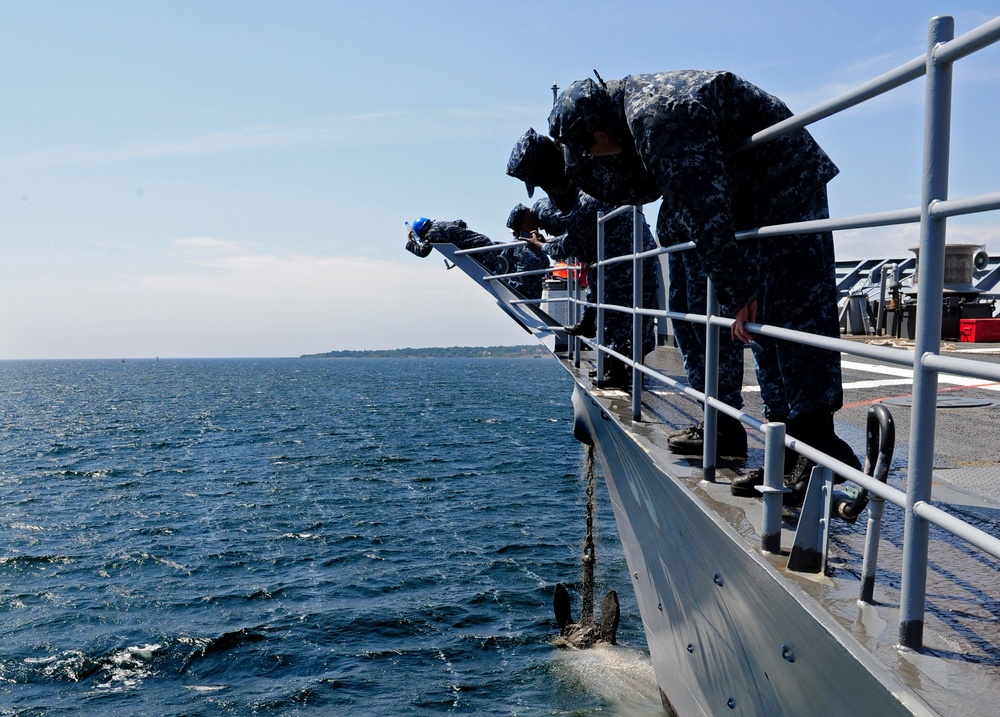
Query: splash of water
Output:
[[551, 644, 662, 715]]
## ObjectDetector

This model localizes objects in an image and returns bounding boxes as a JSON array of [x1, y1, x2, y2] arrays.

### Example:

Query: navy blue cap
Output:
[[506, 203, 530, 233], [506, 128, 570, 198], [548, 78, 610, 155]]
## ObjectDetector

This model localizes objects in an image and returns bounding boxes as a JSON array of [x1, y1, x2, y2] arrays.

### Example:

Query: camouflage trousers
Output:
[[749, 187, 843, 420], [591, 256, 659, 361], [667, 250, 746, 409]]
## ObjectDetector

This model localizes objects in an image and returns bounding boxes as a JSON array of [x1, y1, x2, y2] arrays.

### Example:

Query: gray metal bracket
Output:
[[788, 466, 835, 573]]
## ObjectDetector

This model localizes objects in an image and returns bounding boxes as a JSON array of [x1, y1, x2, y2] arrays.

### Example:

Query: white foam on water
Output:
[[94, 644, 162, 692], [551, 644, 663, 715], [25, 650, 88, 682]]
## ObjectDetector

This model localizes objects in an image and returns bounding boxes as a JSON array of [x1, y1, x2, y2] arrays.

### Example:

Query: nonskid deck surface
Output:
[[559, 341, 1000, 715]]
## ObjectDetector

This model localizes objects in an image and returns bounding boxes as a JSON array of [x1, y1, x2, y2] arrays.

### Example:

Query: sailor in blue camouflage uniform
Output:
[[406, 217, 548, 300], [548, 71, 860, 496], [662, 227, 750, 457], [507, 200, 598, 336], [508, 127, 748, 453], [507, 191, 659, 389]]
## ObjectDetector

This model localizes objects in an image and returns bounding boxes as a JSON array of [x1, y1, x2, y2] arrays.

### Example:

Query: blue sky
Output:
[[2, 1, 999, 359]]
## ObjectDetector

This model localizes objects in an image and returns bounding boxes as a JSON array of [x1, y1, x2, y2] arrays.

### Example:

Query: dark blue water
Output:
[[0, 358, 658, 715]]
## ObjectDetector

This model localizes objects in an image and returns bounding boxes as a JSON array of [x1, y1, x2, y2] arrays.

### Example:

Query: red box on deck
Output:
[[959, 318, 1000, 342]]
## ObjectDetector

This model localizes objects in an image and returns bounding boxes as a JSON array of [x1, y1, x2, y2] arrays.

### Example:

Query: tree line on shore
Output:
[[301, 345, 548, 359]]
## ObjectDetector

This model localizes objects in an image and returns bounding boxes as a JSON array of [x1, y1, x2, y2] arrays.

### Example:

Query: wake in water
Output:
[[546, 446, 663, 713], [551, 644, 663, 716]]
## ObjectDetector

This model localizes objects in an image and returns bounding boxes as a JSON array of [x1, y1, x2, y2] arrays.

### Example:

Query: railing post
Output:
[[570, 258, 581, 367], [702, 277, 720, 482], [875, 264, 889, 336], [597, 212, 606, 382], [632, 207, 643, 420], [900, 14, 954, 651], [860, 494, 886, 604], [761, 421, 786, 554]]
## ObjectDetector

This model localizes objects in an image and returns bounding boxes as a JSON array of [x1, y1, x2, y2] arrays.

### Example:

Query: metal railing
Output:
[[444, 13, 1000, 652], [553, 14, 1000, 652]]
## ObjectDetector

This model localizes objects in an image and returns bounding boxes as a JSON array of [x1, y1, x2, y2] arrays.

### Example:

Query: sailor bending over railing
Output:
[[405, 216, 549, 301], [542, 69, 862, 504]]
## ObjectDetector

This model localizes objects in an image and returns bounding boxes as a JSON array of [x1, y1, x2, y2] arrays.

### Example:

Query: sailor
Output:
[[547, 71, 861, 493], [506, 200, 596, 336], [506, 135, 659, 390], [406, 216, 548, 300], [508, 128, 746, 453]]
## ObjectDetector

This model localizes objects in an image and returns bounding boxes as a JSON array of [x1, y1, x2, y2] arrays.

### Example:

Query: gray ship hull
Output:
[[571, 381, 935, 716], [426, 237, 1000, 716]]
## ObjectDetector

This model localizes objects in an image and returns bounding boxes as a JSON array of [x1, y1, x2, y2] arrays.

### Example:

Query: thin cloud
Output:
[[835, 221, 1000, 260], [4, 104, 540, 169], [173, 236, 246, 253], [785, 39, 1000, 119], [128, 238, 461, 306]]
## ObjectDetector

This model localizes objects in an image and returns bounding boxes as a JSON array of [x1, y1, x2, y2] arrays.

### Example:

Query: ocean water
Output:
[[0, 358, 659, 715]]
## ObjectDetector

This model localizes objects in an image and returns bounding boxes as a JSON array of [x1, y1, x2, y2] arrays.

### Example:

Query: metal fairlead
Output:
[[834, 405, 895, 523]]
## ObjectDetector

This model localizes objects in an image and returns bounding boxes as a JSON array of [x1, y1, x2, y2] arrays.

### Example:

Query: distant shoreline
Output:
[[300, 345, 549, 359]]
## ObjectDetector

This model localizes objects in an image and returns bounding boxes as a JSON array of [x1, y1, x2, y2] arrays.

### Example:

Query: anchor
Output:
[[553, 445, 620, 648]]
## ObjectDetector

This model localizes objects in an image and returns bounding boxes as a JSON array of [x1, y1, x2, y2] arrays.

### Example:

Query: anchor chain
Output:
[[581, 445, 596, 627]]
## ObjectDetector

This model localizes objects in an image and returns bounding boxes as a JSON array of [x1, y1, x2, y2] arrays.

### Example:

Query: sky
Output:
[[2, 1, 999, 359]]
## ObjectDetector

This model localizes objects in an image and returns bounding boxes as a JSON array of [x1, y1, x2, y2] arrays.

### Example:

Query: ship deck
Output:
[[558, 339, 1000, 716]]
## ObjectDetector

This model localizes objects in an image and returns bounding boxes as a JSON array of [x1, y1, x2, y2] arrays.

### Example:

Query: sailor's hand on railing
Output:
[[731, 299, 758, 344], [522, 231, 546, 248]]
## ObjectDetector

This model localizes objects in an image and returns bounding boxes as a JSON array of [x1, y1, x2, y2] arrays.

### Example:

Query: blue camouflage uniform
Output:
[[501, 241, 549, 300], [535, 191, 658, 360], [554, 132, 747, 411], [507, 126, 734, 396], [408, 219, 548, 300], [550, 71, 842, 421]]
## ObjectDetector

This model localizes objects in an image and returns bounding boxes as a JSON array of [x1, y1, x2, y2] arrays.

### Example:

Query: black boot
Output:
[[596, 357, 630, 390], [668, 413, 747, 458], [786, 411, 861, 473], [564, 307, 596, 337], [779, 411, 861, 505], [729, 414, 810, 498], [730, 452, 814, 500]]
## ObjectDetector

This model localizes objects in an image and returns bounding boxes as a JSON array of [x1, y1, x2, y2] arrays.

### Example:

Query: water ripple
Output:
[[0, 358, 648, 715]]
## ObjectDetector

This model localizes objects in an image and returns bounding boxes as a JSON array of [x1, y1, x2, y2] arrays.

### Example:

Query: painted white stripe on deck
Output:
[[740, 359, 1000, 393], [839, 360, 1000, 393]]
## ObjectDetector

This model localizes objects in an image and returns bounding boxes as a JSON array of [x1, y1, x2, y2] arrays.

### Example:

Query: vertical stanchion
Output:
[[860, 492, 886, 604], [702, 278, 720, 483], [570, 258, 581, 367], [876, 265, 889, 337], [761, 422, 786, 555], [596, 212, 606, 383], [900, 14, 954, 651], [632, 207, 643, 420]]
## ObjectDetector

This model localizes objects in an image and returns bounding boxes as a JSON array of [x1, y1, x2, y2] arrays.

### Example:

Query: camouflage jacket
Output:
[[534, 191, 654, 264], [423, 220, 502, 274], [560, 71, 838, 308], [423, 219, 548, 299]]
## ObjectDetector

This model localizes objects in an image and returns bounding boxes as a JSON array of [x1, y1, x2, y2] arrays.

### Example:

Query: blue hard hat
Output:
[[411, 217, 431, 239]]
